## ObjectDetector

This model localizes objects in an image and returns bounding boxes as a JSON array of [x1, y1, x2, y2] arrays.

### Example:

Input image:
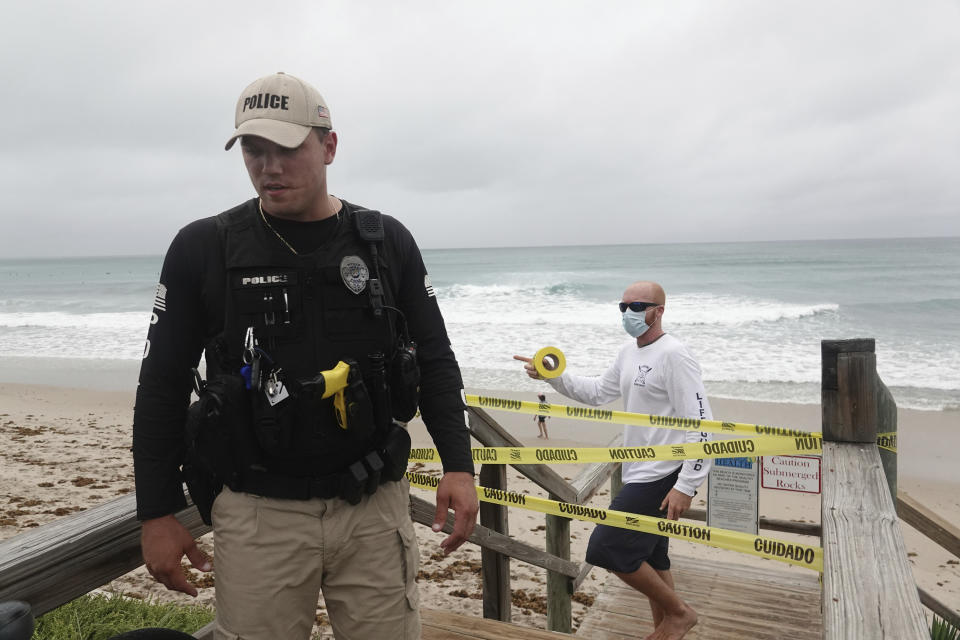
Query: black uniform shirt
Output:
[[133, 198, 473, 520]]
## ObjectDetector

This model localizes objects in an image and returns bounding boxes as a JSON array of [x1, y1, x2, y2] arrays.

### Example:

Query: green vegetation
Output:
[[931, 614, 960, 640], [33, 594, 214, 640]]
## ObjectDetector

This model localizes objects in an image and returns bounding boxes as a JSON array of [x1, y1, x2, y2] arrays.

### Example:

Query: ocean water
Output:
[[0, 238, 958, 411]]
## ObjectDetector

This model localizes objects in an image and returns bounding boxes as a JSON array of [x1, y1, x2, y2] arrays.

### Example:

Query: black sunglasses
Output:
[[619, 301, 661, 313]]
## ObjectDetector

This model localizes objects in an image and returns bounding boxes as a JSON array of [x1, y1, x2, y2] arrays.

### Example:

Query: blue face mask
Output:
[[622, 308, 650, 338]]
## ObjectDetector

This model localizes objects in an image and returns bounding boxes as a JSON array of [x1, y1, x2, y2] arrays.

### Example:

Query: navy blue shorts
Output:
[[584, 468, 680, 573]]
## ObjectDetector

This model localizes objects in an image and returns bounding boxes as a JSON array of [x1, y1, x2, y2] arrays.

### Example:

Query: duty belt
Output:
[[237, 450, 389, 505]]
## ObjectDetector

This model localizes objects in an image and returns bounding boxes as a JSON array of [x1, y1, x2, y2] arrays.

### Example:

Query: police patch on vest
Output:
[[340, 255, 369, 294]]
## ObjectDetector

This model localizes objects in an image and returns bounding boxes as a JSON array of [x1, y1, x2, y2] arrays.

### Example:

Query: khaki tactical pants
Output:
[[212, 479, 421, 640]]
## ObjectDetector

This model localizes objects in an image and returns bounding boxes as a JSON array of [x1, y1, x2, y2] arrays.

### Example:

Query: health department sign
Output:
[[707, 457, 759, 535]]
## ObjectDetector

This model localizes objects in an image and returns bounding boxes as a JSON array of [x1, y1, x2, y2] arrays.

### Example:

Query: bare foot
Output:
[[643, 603, 697, 640]]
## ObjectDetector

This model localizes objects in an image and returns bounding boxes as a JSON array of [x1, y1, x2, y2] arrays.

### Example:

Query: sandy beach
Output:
[[1, 383, 957, 636]]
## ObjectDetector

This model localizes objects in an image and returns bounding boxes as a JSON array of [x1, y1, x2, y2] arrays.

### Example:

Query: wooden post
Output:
[[479, 463, 511, 622], [820, 339, 928, 638], [821, 338, 878, 443], [876, 378, 898, 503], [545, 492, 572, 633]]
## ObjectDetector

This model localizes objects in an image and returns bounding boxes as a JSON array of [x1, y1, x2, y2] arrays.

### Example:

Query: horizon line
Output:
[[1, 233, 958, 261]]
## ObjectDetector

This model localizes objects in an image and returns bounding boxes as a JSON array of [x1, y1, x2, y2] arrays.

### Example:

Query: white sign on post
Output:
[[707, 457, 759, 535], [761, 455, 821, 494]]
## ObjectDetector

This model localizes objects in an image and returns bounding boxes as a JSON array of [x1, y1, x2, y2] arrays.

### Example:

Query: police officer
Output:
[[133, 72, 478, 640]]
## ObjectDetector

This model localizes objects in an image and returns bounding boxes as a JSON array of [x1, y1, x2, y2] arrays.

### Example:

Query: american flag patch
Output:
[[424, 274, 435, 297], [153, 284, 167, 312], [318, 105, 329, 118]]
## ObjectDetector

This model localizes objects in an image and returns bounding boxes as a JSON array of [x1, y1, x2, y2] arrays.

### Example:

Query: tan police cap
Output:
[[225, 72, 332, 150]]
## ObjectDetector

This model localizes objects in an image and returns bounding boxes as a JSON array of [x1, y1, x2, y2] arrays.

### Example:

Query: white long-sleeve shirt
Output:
[[547, 333, 712, 496]]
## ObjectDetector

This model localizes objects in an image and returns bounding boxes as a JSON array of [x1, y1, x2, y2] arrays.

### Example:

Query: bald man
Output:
[[515, 281, 710, 640]]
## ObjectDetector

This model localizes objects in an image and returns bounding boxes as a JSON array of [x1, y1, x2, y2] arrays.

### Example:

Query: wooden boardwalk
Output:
[[575, 554, 822, 639], [422, 608, 571, 638]]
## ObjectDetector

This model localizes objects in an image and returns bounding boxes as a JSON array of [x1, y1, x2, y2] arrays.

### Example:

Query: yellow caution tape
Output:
[[406, 471, 823, 572], [466, 394, 893, 450], [409, 436, 822, 465], [533, 346, 566, 379], [467, 394, 817, 439], [876, 432, 897, 453]]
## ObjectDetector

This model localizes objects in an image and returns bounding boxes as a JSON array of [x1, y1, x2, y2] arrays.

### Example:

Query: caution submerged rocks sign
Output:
[[761, 455, 821, 494]]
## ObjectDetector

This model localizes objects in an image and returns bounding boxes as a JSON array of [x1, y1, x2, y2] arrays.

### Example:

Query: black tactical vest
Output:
[[210, 202, 397, 476]]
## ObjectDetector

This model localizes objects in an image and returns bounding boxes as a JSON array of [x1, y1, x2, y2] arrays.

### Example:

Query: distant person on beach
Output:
[[132, 72, 477, 640], [514, 280, 711, 640], [535, 392, 549, 438]]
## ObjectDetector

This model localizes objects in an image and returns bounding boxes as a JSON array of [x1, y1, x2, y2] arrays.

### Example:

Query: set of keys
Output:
[[241, 326, 289, 406]]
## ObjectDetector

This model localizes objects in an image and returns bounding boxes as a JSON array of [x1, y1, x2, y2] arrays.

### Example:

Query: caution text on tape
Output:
[[467, 394, 817, 439], [876, 432, 897, 453], [406, 471, 823, 572], [409, 435, 822, 465], [466, 394, 894, 450]]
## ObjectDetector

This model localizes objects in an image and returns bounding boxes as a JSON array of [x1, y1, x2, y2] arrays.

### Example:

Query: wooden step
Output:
[[575, 554, 822, 639], [422, 608, 573, 639]]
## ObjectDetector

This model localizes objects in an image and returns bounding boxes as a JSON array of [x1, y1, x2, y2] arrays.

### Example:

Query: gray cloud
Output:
[[1, 0, 958, 257]]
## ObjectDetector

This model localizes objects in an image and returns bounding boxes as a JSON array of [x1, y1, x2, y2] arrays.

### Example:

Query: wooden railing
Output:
[[820, 339, 926, 637], [464, 405, 621, 632], [0, 491, 210, 617]]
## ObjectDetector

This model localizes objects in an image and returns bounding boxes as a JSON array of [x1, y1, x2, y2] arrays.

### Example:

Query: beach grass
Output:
[[33, 593, 214, 640], [931, 614, 960, 640]]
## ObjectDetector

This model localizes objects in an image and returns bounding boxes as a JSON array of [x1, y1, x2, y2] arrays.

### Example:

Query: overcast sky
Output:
[[1, 0, 958, 258]]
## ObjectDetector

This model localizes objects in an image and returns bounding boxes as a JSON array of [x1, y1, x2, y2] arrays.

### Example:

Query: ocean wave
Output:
[[0, 335, 145, 360], [668, 296, 838, 326], [544, 282, 588, 297], [0, 311, 150, 360], [0, 298, 146, 314], [438, 286, 839, 329], [1, 282, 955, 408], [438, 286, 610, 326], [0, 311, 150, 330], [441, 281, 587, 299]]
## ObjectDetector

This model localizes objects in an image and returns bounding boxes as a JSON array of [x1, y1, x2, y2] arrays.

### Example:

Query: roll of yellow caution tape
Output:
[[534, 346, 566, 379]]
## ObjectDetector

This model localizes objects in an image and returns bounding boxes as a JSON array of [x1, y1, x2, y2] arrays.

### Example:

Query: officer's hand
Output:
[[141, 514, 212, 597], [660, 488, 693, 521], [512, 355, 542, 380], [433, 471, 478, 555]]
